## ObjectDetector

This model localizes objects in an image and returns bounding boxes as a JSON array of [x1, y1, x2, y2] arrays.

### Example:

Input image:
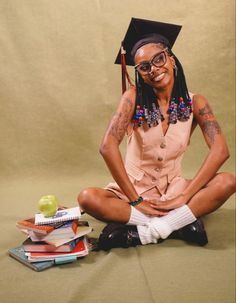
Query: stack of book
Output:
[[9, 207, 92, 271]]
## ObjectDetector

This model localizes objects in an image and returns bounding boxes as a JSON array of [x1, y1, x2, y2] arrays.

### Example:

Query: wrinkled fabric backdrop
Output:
[[0, 1, 235, 303]]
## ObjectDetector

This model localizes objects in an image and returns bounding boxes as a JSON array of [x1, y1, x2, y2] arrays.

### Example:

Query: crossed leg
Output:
[[78, 172, 236, 222], [78, 188, 131, 223], [187, 172, 236, 217]]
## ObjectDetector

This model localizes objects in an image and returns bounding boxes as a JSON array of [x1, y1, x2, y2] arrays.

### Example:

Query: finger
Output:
[[149, 212, 169, 217], [148, 209, 169, 216], [150, 203, 171, 210]]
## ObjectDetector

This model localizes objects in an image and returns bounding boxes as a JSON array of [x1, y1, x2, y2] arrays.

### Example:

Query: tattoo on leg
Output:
[[107, 97, 133, 143], [202, 120, 221, 143], [198, 104, 214, 119]]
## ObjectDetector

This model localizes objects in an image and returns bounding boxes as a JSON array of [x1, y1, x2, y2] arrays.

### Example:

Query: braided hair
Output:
[[131, 36, 192, 127]]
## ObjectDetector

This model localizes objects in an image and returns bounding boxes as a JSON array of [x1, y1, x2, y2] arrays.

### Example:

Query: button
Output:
[[158, 157, 163, 161], [160, 142, 166, 149]]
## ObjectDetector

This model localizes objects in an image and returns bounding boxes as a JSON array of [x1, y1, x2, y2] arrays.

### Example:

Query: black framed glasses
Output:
[[134, 48, 168, 75]]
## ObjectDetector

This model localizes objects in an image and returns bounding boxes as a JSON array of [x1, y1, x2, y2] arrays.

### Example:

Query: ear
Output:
[[170, 56, 176, 67]]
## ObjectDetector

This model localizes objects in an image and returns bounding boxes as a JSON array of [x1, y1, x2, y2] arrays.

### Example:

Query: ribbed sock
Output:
[[127, 206, 151, 226], [137, 205, 196, 245]]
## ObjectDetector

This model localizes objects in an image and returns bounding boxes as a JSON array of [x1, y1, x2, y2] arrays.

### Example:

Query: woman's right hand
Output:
[[135, 199, 169, 217]]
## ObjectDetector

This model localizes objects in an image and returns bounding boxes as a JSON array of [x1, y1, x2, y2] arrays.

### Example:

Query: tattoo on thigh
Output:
[[202, 120, 221, 143], [198, 104, 214, 119], [108, 97, 133, 143]]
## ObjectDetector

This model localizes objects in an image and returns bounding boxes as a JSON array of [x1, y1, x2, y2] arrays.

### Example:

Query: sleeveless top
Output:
[[106, 93, 194, 197]]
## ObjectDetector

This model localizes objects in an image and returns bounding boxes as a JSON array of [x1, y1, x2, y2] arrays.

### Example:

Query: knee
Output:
[[77, 188, 98, 210], [217, 172, 236, 193]]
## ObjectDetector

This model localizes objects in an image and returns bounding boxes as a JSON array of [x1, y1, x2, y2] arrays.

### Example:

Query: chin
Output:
[[153, 76, 172, 89], [146, 73, 173, 89]]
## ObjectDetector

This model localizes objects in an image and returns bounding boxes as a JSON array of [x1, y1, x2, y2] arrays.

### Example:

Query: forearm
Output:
[[182, 146, 229, 201], [100, 144, 139, 201], [183, 94, 230, 202]]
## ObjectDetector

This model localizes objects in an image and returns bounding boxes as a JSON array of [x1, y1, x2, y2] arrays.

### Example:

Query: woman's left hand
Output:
[[150, 194, 187, 211]]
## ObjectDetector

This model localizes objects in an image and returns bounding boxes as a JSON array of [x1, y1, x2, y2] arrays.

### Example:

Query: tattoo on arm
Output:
[[107, 97, 133, 143], [198, 104, 214, 119], [202, 120, 221, 143]]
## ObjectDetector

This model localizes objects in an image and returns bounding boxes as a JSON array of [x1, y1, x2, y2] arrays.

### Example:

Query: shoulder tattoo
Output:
[[198, 104, 214, 119], [202, 120, 221, 143], [107, 97, 133, 143]]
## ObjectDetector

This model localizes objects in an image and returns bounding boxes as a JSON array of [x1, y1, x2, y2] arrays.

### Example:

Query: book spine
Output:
[[55, 256, 77, 264]]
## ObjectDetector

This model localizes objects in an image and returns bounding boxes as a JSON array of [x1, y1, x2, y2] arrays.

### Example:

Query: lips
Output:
[[151, 72, 165, 82]]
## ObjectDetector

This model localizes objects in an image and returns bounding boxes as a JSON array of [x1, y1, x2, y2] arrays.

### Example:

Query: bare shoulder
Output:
[[192, 94, 211, 109], [192, 94, 223, 146], [192, 94, 215, 121], [119, 86, 136, 106], [104, 86, 137, 144]]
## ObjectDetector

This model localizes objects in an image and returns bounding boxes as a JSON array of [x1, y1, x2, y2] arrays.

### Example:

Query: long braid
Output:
[[132, 45, 192, 127]]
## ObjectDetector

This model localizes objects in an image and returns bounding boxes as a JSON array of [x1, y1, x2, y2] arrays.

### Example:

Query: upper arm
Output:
[[101, 87, 136, 148], [192, 94, 225, 148]]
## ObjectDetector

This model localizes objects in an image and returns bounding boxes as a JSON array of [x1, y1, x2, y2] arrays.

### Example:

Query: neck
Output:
[[153, 78, 174, 106], [153, 87, 172, 106]]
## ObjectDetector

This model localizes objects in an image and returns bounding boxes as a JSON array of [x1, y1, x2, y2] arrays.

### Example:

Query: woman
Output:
[[78, 18, 236, 250]]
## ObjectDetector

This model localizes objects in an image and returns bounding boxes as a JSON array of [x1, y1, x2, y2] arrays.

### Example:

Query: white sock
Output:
[[137, 205, 196, 245], [127, 206, 151, 226]]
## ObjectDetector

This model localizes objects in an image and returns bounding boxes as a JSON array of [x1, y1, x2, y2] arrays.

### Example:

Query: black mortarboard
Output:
[[115, 18, 182, 66]]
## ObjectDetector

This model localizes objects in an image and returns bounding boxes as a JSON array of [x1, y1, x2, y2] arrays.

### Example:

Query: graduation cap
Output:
[[115, 18, 182, 92]]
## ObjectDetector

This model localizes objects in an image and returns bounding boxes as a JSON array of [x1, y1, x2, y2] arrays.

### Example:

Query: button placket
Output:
[[157, 137, 167, 163]]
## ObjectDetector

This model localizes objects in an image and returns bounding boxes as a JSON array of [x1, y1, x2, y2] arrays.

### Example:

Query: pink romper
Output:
[[105, 93, 194, 202]]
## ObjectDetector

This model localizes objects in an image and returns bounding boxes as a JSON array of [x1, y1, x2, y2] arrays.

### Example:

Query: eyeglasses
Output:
[[134, 48, 168, 75]]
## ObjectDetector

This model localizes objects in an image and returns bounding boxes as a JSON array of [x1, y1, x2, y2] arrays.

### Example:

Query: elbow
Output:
[[224, 150, 230, 161], [210, 143, 230, 164], [99, 141, 113, 157], [99, 136, 119, 157], [218, 145, 230, 162], [99, 143, 107, 156]]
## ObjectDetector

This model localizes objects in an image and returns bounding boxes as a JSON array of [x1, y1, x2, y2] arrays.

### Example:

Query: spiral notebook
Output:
[[35, 207, 81, 225]]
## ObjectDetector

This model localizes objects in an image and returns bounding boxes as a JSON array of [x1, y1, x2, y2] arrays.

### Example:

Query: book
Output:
[[16, 218, 54, 235], [35, 207, 81, 225], [45, 225, 92, 247], [23, 237, 81, 252], [28, 220, 78, 241], [8, 246, 54, 271], [26, 238, 89, 262]]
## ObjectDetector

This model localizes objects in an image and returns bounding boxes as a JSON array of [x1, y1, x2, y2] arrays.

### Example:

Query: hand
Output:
[[135, 199, 169, 217], [150, 194, 186, 211]]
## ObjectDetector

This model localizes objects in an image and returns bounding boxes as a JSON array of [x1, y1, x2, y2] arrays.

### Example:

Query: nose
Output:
[[149, 64, 157, 75]]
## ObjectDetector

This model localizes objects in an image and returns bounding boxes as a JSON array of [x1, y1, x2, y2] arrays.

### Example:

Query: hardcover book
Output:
[[28, 220, 78, 241], [8, 246, 54, 271], [45, 225, 92, 247], [23, 237, 81, 252], [26, 238, 89, 262], [16, 218, 54, 235]]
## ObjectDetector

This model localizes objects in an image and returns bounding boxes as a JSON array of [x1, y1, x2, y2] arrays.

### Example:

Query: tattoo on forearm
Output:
[[202, 120, 221, 143], [198, 104, 214, 119], [107, 97, 133, 143]]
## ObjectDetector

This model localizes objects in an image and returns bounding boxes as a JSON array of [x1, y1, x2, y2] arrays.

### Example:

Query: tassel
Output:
[[121, 44, 127, 94], [120, 42, 133, 94]]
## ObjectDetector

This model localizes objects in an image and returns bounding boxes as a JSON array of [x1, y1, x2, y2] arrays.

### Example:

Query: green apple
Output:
[[38, 195, 59, 217]]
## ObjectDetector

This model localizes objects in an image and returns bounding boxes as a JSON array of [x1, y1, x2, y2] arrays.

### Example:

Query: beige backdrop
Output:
[[0, 0, 235, 182], [0, 1, 235, 303]]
